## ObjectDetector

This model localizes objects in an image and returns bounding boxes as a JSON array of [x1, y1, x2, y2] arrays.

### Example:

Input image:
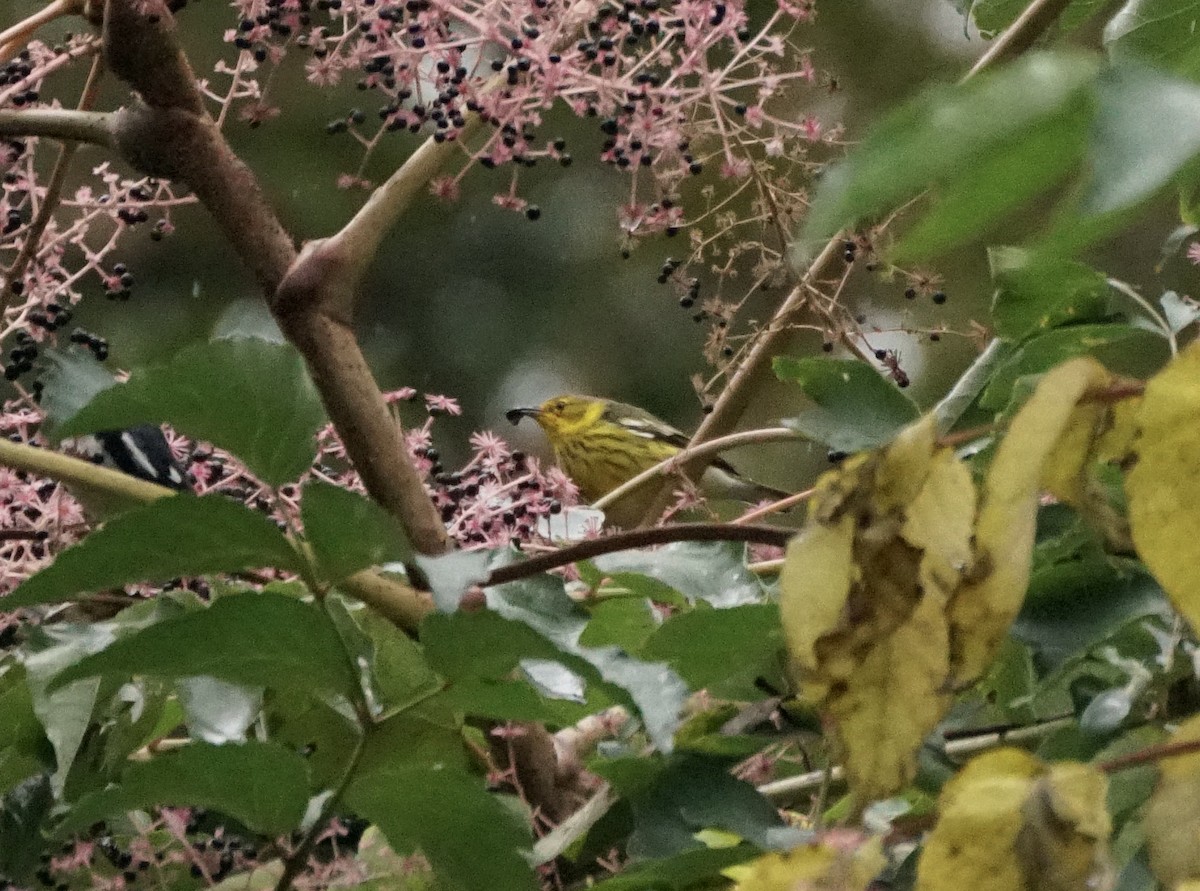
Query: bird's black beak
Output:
[[505, 407, 540, 426]]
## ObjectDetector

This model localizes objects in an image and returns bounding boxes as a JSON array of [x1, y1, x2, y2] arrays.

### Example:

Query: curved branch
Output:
[[0, 437, 174, 506], [592, 426, 801, 514], [94, 0, 449, 554], [670, 0, 1081, 514], [484, 522, 791, 587], [0, 108, 114, 147]]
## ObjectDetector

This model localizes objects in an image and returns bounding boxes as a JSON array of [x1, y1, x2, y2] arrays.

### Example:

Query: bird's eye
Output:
[[554, 400, 566, 413]]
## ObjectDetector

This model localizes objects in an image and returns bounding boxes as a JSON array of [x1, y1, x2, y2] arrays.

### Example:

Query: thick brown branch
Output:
[[95, 0, 449, 555]]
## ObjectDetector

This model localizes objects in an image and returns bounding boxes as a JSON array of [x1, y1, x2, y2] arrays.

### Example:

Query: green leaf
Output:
[[591, 542, 765, 608], [641, 605, 783, 700], [1082, 64, 1200, 216], [413, 550, 492, 613], [0, 774, 52, 883], [966, 0, 1108, 35], [60, 742, 310, 836], [891, 94, 1093, 262], [579, 599, 659, 651], [1105, 0, 1200, 82], [980, 324, 1169, 409], [592, 845, 759, 891], [4, 496, 301, 609], [0, 670, 53, 798], [49, 592, 360, 698], [302, 481, 412, 583], [622, 754, 800, 859], [988, 247, 1114, 341], [1013, 559, 1171, 670], [36, 348, 118, 438], [800, 52, 1098, 249], [325, 596, 441, 712], [487, 573, 688, 750], [774, 357, 920, 452], [57, 337, 326, 486], [345, 767, 537, 891]]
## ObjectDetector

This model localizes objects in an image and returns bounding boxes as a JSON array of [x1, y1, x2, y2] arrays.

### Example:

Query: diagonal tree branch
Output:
[[643, 0, 1079, 526], [76, 0, 450, 554]]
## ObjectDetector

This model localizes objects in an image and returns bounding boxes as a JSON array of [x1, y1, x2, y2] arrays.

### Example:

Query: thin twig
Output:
[[2, 54, 105, 314], [663, 0, 1081, 519], [0, 0, 84, 66], [484, 522, 791, 588], [591, 426, 801, 514]]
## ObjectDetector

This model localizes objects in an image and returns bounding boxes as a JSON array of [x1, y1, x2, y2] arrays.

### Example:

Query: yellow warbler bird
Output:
[[506, 394, 788, 527]]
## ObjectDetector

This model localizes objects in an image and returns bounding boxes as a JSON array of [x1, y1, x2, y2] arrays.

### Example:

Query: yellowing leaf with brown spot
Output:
[[724, 834, 884, 891], [918, 750, 1110, 891], [1017, 762, 1112, 891], [1127, 343, 1200, 632], [828, 585, 951, 804], [917, 748, 1043, 891], [948, 357, 1112, 688], [781, 415, 975, 804], [1146, 714, 1200, 888]]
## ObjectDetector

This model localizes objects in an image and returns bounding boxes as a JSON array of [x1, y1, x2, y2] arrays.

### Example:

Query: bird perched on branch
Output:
[[506, 394, 788, 527]]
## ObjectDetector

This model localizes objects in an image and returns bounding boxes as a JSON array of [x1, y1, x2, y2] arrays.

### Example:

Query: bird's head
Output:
[[505, 395, 606, 445]]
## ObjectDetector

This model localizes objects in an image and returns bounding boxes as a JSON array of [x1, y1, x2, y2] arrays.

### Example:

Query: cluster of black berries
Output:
[[4, 331, 38, 380], [68, 328, 109, 362], [26, 301, 73, 332], [657, 256, 682, 285], [106, 263, 135, 300], [235, 0, 312, 62], [430, 451, 560, 546], [0, 52, 38, 105], [903, 285, 948, 305], [3, 207, 23, 235]]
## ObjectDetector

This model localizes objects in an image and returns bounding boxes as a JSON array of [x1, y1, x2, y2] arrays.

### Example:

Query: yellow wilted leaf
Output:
[[948, 357, 1112, 688], [1017, 762, 1113, 891], [827, 585, 951, 803], [1145, 714, 1200, 888], [918, 750, 1110, 891], [917, 748, 1043, 891], [781, 415, 975, 804], [724, 833, 884, 891], [1127, 343, 1200, 631]]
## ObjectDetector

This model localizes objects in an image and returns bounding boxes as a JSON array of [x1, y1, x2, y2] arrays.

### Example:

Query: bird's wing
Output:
[[601, 401, 743, 476]]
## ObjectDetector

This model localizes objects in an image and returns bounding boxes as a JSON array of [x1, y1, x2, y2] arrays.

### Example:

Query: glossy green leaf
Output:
[[775, 357, 919, 452], [622, 754, 801, 859], [0, 670, 53, 798], [345, 766, 537, 891], [0, 774, 52, 883], [1083, 64, 1200, 215], [800, 52, 1098, 249], [57, 337, 326, 486], [302, 481, 411, 583], [593, 845, 759, 891], [486, 573, 687, 750], [591, 541, 764, 608], [49, 592, 359, 697], [325, 597, 440, 712], [1013, 559, 1171, 670], [59, 742, 310, 836], [979, 324, 1169, 409], [988, 247, 1113, 341], [1105, 0, 1200, 82], [4, 496, 301, 609], [641, 604, 783, 700], [579, 599, 659, 651], [961, 0, 1108, 35], [36, 348, 118, 437]]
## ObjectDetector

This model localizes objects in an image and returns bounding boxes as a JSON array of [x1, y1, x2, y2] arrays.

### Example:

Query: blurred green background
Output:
[[8, 0, 1193, 487]]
